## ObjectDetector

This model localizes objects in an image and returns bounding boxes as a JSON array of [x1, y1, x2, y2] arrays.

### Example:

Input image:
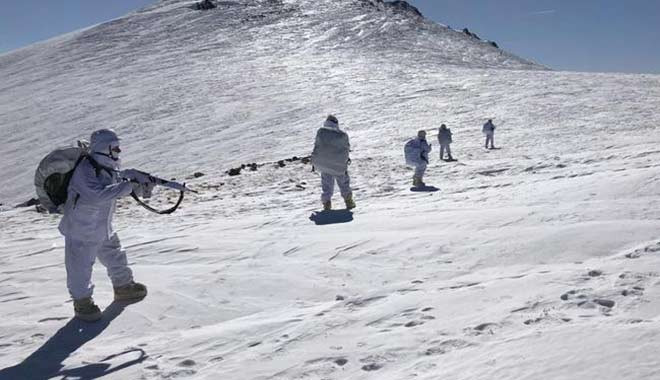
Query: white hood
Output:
[[91, 152, 121, 171], [322, 118, 340, 130]]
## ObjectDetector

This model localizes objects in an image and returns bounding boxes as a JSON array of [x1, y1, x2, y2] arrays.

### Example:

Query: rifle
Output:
[[120, 169, 197, 214]]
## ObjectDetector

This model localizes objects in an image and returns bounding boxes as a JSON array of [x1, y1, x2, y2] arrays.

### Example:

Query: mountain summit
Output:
[[137, 0, 541, 69], [0, 0, 543, 203]]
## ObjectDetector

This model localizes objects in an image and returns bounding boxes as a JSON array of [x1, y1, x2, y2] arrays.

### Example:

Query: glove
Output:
[[131, 181, 155, 198], [143, 182, 155, 198], [120, 169, 152, 184], [347, 158, 352, 165], [122, 169, 156, 198]]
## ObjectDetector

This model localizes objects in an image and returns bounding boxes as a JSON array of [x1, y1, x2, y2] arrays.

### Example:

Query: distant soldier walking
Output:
[[437, 124, 454, 161], [482, 119, 496, 149]]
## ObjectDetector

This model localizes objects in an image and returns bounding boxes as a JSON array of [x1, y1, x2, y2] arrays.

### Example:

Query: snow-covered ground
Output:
[[1, 0, 660, 379]]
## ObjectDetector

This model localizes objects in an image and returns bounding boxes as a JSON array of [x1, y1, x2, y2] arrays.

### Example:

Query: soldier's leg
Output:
[[65, 237, 100, 300], [414, 163, 427, 184], [97, 233, 133, 288], [321, 172, 335, 203], [336, 172, 352, 199]]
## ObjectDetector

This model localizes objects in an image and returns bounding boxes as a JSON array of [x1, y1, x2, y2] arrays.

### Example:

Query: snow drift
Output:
[[1, 0, 660, 379]]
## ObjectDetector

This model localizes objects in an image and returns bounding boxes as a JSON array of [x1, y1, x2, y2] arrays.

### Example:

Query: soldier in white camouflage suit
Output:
[[59, 129, 150, 322], [311, 115, 355, 211], [405, 130, 432, 187]]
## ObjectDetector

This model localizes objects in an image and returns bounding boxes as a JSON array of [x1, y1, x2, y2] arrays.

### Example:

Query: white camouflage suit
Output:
[[483, 120, 495, 149], [404, 136, 432, 178], [311, 118, 352, 203], [58, 131, 134, 300], [437, 126, 452, 160]]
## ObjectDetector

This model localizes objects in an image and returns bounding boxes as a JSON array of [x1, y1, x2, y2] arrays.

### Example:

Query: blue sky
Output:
[[407, 0, 660, 74], [1, 1, 659, 74], [0, 0, 153, 53]]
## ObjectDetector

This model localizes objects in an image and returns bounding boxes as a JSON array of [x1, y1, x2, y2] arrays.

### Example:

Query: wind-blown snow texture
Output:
[[1, 0, 660, 379]]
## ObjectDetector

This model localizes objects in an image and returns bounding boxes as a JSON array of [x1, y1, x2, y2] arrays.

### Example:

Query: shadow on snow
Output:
[[410, 185, 439, 192], [309, 210, 354, 225], [0, 300, 146, 380]]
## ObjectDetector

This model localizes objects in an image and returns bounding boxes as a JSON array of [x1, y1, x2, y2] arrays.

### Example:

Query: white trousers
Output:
[[485, 133, 494, 148], [440, 144, 452, 159], [414, 163, 427, 178], [321, 172, 352, 203], [65, 233, 133, 300]]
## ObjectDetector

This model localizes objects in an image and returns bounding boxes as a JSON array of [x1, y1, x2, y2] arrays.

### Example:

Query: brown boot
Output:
[[74, 297, 102, 322], [323, 201, 332, 211], [344, 195, 356, 210], [114, 281, 148, 301]]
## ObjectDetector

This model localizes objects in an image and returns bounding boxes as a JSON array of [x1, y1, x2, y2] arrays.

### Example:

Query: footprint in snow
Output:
[[560, 289, 615, 312], [445, 281, 481, 290], [560, 289, 589, 301], [624, 241, 660, 259], [367, 306, 435, 329], [620, 287, 644, 296], [361, 363, 383, 371], [305, 357, 348, 367], [404, 320, 424, 328], [474, 322, 498, 333], [165, 369, 196, 377], [178, 359, 196, 367], [587, 270, 603, 277], [593, 299, 615, 308], [345, 295, 387, 309], [617, 272, 651, 295], [424, 339, 475, 356]]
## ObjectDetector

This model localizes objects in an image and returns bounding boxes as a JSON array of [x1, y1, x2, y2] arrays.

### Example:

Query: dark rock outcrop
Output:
[[462, 28, 481, 40], [384, 1, 422, 17], [194, 0, 216, 11], [359, 0, 423, 18], [227, 167, 242, 176]]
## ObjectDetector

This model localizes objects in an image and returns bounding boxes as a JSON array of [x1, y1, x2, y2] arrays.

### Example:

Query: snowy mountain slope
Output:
[[0, 0, 542, 205], [2, 0, 660, 380]]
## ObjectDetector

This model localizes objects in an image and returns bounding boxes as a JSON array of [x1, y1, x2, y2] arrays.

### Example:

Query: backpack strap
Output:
[[64, 154, 87, 209], [86, 155, 113, 177]]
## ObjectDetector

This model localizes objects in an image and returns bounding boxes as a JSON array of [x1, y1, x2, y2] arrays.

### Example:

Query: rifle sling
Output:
[[130, 190, 184, 215]]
